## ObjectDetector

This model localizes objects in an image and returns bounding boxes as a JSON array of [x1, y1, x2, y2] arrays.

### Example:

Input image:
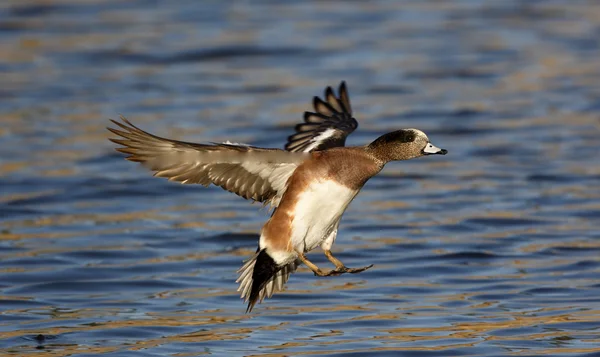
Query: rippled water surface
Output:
[[2, 1, 600, 356]]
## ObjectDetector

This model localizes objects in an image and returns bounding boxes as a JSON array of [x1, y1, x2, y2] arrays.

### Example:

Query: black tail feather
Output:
[[246, 249, 279, 313]]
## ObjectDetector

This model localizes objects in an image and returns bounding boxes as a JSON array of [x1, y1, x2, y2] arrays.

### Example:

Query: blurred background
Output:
[[1, 0, 600, 356]]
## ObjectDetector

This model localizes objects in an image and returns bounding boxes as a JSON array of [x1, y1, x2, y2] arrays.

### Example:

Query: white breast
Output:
[[290, 180, 358, 252]]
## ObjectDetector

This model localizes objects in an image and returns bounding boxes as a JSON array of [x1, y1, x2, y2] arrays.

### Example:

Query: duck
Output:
[[107, 81, 447, 312]]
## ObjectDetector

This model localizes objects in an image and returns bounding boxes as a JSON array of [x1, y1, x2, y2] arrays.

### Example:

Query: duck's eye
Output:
[[404, 134, 414, 142]]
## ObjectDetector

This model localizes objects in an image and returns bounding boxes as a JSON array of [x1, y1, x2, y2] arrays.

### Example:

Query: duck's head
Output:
[[367, 129, 447, 163]]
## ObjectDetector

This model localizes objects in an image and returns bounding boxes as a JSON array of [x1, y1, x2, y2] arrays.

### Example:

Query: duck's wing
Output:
[[285, 81, 358, 152], [108, 117, 307, 207]]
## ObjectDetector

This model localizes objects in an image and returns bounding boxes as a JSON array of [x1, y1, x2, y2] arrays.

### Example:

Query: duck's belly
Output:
[[290, 180, 358, 252]]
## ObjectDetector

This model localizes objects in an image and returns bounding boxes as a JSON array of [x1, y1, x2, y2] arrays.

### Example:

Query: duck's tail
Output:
[[236, 249, 298, 313]]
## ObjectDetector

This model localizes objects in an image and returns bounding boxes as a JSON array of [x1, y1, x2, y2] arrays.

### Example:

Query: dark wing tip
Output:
[[324, 85, 335, 98], [107, 117, 135, 134], [107, 119, 123, 133], [107, 119, 132, 154], [118, 114, 135, 127], [312, 95, 321, 109], [285, 81, 357, 152], [338, 81, 352, 114]]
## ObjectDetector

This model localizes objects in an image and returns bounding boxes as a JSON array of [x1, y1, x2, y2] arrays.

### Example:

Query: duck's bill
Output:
[[423, 143, 448, 155]]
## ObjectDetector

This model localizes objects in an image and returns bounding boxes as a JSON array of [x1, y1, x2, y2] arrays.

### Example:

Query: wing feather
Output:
[[108, 117, 307, 206], [285, 81, 358, 152]]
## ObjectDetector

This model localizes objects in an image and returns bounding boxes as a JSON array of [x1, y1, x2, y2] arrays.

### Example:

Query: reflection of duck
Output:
[[108, 82, 447, 312]]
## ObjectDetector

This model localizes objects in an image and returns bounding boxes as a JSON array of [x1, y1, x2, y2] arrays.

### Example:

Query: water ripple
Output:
[[1, 0, 600, 356]]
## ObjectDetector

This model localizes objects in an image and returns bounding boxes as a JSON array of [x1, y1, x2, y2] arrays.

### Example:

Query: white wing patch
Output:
[[301, 128, 337, 153], [222, 141, 250, 146]]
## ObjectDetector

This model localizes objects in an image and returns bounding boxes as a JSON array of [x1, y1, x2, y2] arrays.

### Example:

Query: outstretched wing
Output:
[[285, 81, 358, 152], [108, 117, 307, 207]]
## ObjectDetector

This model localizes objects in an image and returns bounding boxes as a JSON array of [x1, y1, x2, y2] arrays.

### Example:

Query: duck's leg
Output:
[[324, 250, 373, 274], [297, 252, 372, 277], [297, 253, 333, 276], [296, 224, 374, 277], [319, 224, 373, 275]]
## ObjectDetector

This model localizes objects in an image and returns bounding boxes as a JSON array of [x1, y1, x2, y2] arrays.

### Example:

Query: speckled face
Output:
[[406, 128, 429, 148], [369, 128, 447, 162]]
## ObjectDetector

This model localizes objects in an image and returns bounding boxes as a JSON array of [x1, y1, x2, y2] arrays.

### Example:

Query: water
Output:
[[1, 0, 600, 356]]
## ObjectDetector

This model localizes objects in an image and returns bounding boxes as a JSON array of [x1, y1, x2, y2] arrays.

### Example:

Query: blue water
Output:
[[1, 1, 600, 356]]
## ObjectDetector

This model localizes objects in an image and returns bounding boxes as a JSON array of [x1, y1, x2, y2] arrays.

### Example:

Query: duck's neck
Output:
[[366, 139, 417, 163], [318, 148, 385, 190]]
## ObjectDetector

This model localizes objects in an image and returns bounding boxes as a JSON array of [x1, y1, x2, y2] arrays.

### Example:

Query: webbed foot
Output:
[[314, 264, 374, 277]]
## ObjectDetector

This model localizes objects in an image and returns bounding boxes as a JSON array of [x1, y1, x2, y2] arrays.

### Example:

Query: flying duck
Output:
[[108, 82, 447, 312]]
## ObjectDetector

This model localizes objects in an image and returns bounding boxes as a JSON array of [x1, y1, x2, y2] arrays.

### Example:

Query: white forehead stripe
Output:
[[407, 128, 428, 140]]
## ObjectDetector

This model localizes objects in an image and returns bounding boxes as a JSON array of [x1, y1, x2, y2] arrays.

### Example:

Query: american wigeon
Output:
[[108, 82, 447, 312]]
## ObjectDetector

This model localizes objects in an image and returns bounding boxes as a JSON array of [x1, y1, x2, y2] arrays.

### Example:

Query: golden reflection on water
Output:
[[2, 194, 599, 355], [3, 305, 600, 355], [2, 0, 600, 355]]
